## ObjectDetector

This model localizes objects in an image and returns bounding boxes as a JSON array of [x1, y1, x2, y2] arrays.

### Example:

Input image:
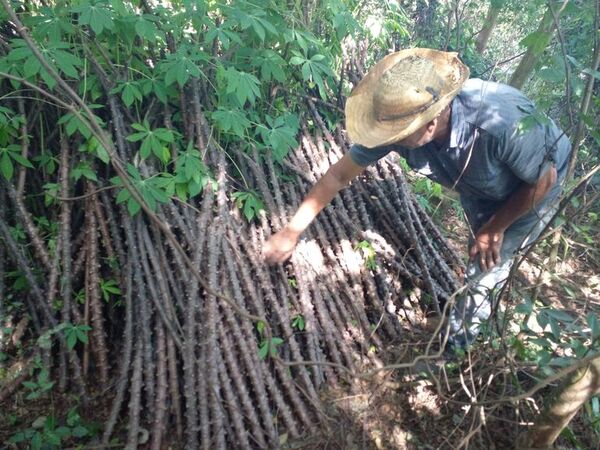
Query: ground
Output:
[[286, 202, 600, 450]]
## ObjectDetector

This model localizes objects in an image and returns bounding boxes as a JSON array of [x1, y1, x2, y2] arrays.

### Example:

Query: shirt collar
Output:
[[449, 95, 466, 148]]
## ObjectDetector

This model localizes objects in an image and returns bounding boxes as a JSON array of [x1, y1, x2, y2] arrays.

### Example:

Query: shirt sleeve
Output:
[[348, 143, 394, 167], [498, 122, 558, 185]]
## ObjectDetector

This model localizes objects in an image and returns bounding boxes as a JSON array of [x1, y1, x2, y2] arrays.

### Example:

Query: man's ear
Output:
[[426, 118, 437, 133]]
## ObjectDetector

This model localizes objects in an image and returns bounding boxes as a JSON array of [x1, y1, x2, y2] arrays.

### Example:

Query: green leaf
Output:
[[232, 191, 265, 222], [127, 197, 141, 215], [259, 335, 285, 359], [221, 67, 261, 107], [22, 381, 38, 389], [0, 152, 14, 180], [46, 431, 61, 446], [116, 188, 130, 205], [126, 132, 147, 142], [55, 426, 72, 438], [582, 67, 600, 80], [9, 152, 35, 168], [66, 330, 77, 350], [71, 426, 88, 438], [70, 162, 98, 181], [135, 16, 159, 42], [588, 313, 599, 338], [31, 431, 42, 450], [59, 113, 94, 139], [545, 309, 573, 322], [212, 108, 250, 137], [536, 312, 548, 330], [549, 317, 561, 341], [258, 341, 269, 359], [538, 66, 564, 83], [76, 328, 89, 344], [88, 137, 110, 164], [73, 2, 115, 35], [255, 50, 286, 82], [53, 49, 82, 78], [205, 26, 242, 50], [519, 30, 551, 55], [24, 56, 41, 78], [153, 128, 174, 142], [514, 300, 533, 315], [257, 114, 299, 162], [121, 83, 142, 107], [289, 56, 305, 65]]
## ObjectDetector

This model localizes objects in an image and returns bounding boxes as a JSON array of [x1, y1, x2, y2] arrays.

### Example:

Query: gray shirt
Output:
[[349, 79, 571, 231]]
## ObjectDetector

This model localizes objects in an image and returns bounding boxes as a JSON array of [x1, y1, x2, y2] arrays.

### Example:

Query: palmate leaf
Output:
[[159, 46, 209, 87], [135, 15, 163, 43], [221, 66, 261, 107], [126, 121, 174, 162], [232, 191, 265, 222], [122, 82, 143, 107], [71, 1, 115, 36], [229, 8, 278, 42], [211, 108, 251, 137], [70, 161, 98, 182], [205, 24, 242, 50], [27, 7, 76, 42], [6, 40, 56, 88], [53, 48, 83, 78], [140, 77, 170, 104], [253, 50, 286, 82], [283, 29, 318, 54], [257, 114, 299, 162], [332, 11, 361, 39], [112, 164, 170, 216], [289, 51, 334, 99], [258, 337, 284, 359]]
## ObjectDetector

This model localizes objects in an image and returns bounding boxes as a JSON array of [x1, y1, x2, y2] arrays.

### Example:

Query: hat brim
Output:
[[345, 48, 470, 149]]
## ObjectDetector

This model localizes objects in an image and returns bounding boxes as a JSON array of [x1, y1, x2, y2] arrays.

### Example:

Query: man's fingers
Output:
[[486, 251, 495, 270], [265, 248, 293, 265], [492, 247, 501, 266], [479, 256, 487, 271], [469, 243, 479, 261]]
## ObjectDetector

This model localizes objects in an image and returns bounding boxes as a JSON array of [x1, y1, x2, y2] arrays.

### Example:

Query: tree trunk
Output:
[[475, 2, 502, 54], [509, 2, 567, 89], [517, 355, 600, 449], [415, 0, 439, 43]]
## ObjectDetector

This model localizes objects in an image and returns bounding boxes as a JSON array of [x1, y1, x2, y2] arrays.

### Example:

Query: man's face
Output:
[[395, 119, 437, 149]]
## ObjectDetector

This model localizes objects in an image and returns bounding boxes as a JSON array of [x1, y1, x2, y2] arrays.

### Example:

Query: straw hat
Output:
[[345, 48, 469, 148]]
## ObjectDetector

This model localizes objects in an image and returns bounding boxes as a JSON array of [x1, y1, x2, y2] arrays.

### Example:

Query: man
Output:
[[264, 48, 571, 350]]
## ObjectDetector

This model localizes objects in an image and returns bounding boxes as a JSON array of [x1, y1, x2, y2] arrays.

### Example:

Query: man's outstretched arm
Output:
[[264, 153, 365, 264]]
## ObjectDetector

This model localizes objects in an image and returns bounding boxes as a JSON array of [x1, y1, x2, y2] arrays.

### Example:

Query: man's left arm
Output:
[[470, 165, 557, 271]]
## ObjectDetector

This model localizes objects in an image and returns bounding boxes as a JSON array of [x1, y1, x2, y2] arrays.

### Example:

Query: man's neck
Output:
[[433, 105, 452, 144]]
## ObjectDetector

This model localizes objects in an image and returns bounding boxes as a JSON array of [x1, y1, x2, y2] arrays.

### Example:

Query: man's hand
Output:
[[469, 225, 504, 271], [467, 166, 557, 272], [264, 227, 300, 264], [263, 154, 364, 265]]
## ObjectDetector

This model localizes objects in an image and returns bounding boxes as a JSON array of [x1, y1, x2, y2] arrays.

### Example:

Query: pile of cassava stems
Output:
[[1, 87, 465, 448]]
